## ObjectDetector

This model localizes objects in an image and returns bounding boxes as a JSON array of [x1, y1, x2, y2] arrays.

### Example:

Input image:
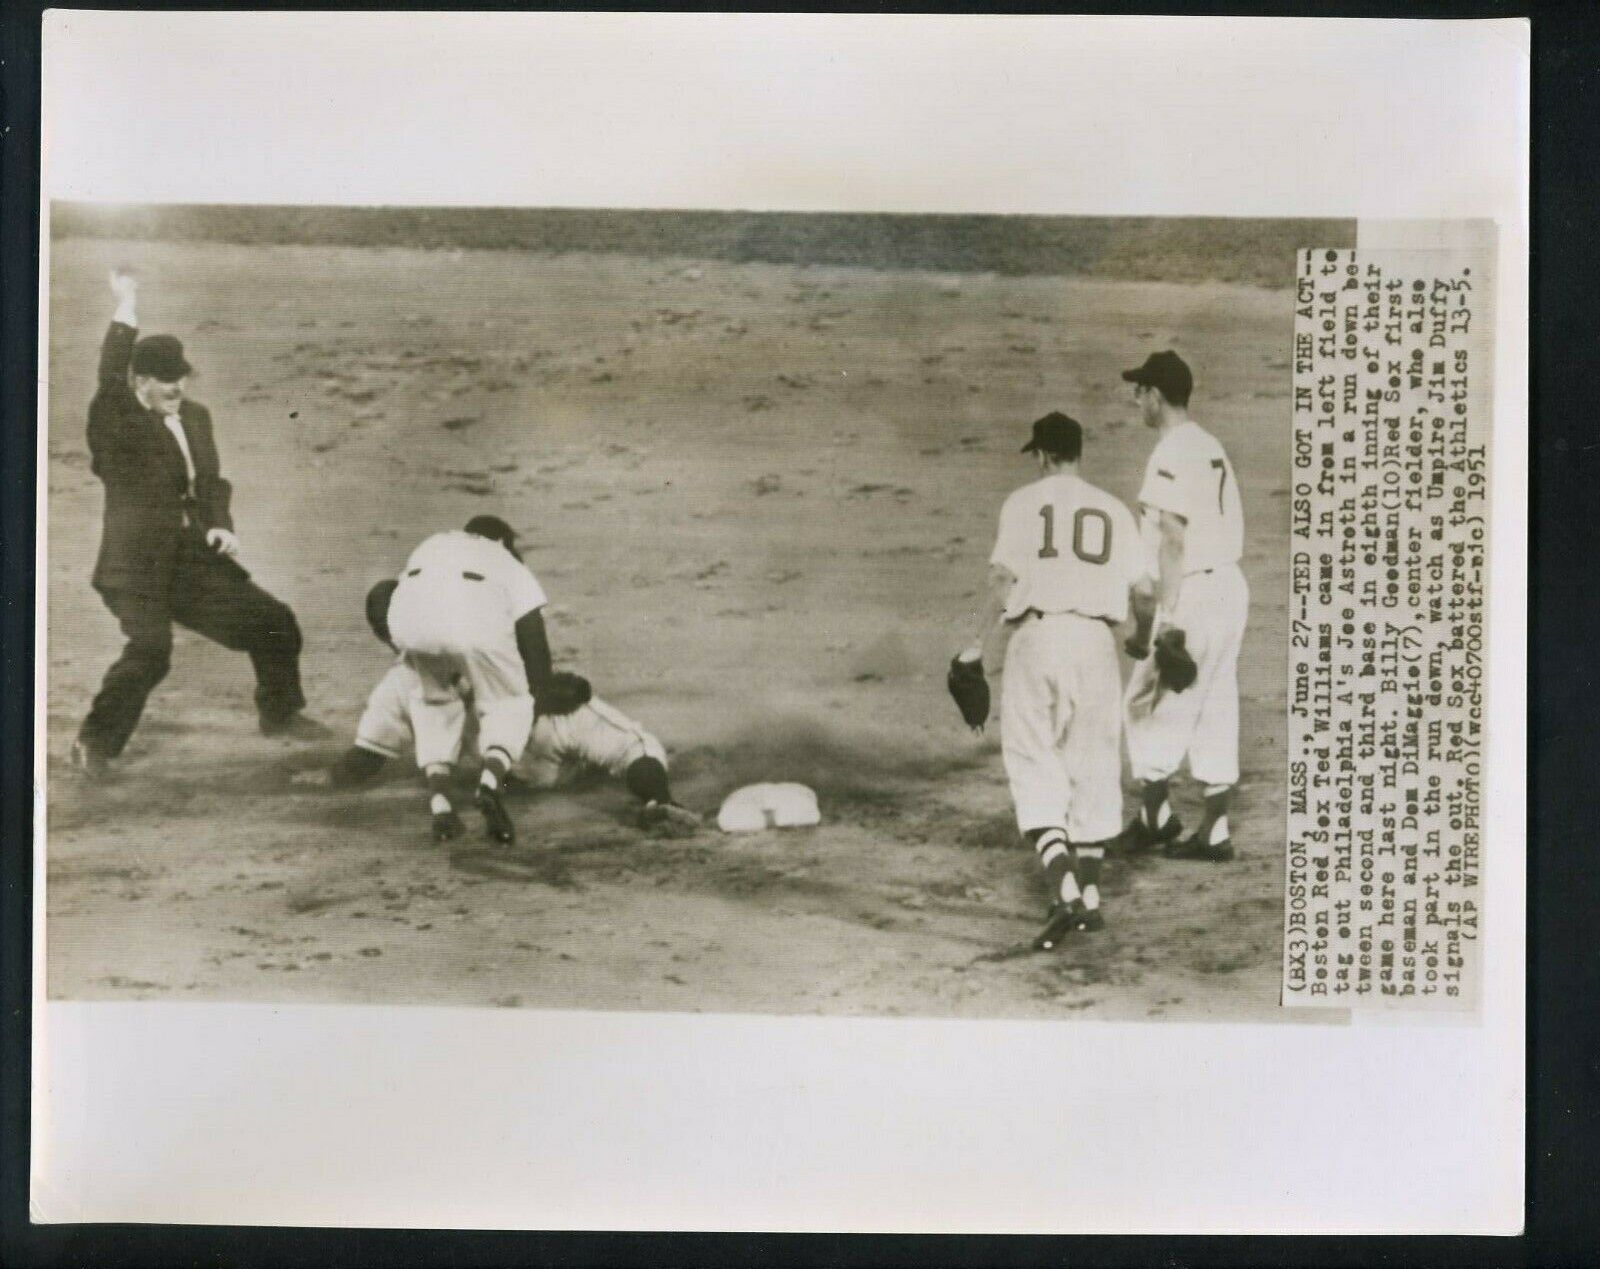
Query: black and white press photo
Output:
[[45, 206, 1327, 1019], [31, 11, 1527, 1235]]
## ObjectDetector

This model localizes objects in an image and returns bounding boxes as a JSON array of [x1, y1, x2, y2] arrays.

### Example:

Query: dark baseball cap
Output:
[[130, 334, 193, 382], [1020, 411, 1084, 460], [464, 514, 522, 560], [1121, 350, 1192, 405], [365, 578, 398, 646]]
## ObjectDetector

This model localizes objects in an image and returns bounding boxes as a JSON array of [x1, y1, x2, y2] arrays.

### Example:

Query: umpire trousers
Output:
[[79, 539, 305, 759]]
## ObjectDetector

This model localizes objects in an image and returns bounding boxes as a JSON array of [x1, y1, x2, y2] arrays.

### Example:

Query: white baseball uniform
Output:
[[353, 661, 665, 787], [990, 471, 1144, 841], [1124, 419, 1249, 789], [521, 698, 669, 789], [354, 659, 468, 769], [385, 530, 546, 766]]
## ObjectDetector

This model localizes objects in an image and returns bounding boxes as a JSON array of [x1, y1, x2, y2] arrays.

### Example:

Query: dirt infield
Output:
[[45, 235, 1296, 1020]]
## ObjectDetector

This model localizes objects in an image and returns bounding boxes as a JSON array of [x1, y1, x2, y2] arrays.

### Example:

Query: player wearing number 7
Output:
[[1119, 351, 1248, 861], [960, 411, 1149, 951]]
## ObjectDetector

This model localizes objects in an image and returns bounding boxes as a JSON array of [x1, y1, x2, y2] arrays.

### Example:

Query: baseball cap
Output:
[[365, 578, 398, 646], [463, 514, 523, 560], [1020, 411, 1084, 460], [130, 334, 193, 382], [1121, 350, 1193, 405]]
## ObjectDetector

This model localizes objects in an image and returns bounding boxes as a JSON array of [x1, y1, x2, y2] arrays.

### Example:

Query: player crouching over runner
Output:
[[294, 577, 699, 837]]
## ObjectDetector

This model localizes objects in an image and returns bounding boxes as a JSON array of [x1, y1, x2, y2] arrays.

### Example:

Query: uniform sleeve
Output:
[[987, 496, 1029, 577], [1138, 445, 1195, 521], [501, 559, 548, 621]]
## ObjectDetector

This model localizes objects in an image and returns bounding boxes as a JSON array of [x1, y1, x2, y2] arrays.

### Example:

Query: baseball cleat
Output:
[[1164, 833, 1235, 862], [475, 783, 516, 845], [1117, 814, 1183, 854], [431, 807, 465, 843], [638, 800, 702, 832], [1032, 899, 1091, 951], [69, 739, 113, 781], [1076, 907, 1106, 933]]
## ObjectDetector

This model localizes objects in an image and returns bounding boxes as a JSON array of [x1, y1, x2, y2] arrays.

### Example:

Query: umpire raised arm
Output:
[[71, 269, 314, 776]]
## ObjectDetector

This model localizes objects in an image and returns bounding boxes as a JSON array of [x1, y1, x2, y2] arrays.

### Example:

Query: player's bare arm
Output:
[[1125, 575, 1159, 659], [1155, 509, 1187, 614], [515, 608, 554, 696], [971, 562, 1016, 666]]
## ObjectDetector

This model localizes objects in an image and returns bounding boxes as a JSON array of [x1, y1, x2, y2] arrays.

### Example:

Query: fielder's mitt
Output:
[[537, 671, 593, 716], [1153, 628, 1198, 693], [947, 653, 991, 732]]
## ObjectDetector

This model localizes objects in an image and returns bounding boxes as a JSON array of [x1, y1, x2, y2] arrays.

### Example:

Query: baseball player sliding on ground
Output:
[[297, 574, 699, 838], [1119, 352, 1248, 862], [954, 411, 1150, 952]]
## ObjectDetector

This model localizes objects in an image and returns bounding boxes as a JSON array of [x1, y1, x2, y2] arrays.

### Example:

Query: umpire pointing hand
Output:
[[71, 269, 314, 776]]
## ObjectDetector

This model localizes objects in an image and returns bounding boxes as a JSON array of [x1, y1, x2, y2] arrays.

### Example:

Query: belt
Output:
[[1013, 608, 1118, 630]]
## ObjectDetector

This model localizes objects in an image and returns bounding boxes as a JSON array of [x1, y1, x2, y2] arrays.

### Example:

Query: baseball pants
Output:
[[1124, 563, 1249, 789], [521, 706, 669, 789], [1000, 612, 1124, 841], [355, 662, 470, 769], [386, 574, 533, 766]]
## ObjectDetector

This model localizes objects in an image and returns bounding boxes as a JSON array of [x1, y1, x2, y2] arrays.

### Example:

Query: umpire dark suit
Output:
[[76, 320, 307, 761]]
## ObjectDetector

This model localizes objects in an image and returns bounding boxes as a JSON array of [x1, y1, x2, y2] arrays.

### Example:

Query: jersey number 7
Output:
[[1211, 458, 1229, 512], [1038, 505, 1112, 564]]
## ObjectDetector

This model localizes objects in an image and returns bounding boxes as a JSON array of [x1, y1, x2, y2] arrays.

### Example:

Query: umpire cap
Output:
[[463, 514, 523, 561], [130, 334, 193, 382]]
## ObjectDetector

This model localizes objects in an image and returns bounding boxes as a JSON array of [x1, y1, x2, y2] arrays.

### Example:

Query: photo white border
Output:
[[34, 12, 1528, 1233]]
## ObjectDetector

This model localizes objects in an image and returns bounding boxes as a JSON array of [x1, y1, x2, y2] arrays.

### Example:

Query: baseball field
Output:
[[44, 212, 1337, 1021]]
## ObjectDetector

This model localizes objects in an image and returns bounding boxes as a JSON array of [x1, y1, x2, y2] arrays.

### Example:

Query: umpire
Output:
[[71, 269, 312, 777]]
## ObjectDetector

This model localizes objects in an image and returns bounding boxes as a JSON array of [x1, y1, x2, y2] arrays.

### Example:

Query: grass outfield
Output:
[[52, 203, 1354, 289]]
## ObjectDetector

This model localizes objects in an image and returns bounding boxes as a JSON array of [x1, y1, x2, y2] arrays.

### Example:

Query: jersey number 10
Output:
[[1038, 505, 1111, 564]]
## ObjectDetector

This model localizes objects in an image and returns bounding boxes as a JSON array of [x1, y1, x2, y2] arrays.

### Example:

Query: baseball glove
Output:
[[946, 653, 991, 732], [1153, 628, 1198, 693], [537, 671, 593, 716]]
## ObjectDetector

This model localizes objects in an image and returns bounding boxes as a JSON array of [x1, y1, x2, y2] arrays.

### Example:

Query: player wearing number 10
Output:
[[967, 411, 1148, 949]]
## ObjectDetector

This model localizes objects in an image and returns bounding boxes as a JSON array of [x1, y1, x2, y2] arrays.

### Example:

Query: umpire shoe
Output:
[[432, 807, 465, 843], [1033, 899, 1091, 952], [69, 739, 113, 781], [1164, 832, 1235, 863], [260, 712, 333, 740], [475, 782, 517, 845]]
